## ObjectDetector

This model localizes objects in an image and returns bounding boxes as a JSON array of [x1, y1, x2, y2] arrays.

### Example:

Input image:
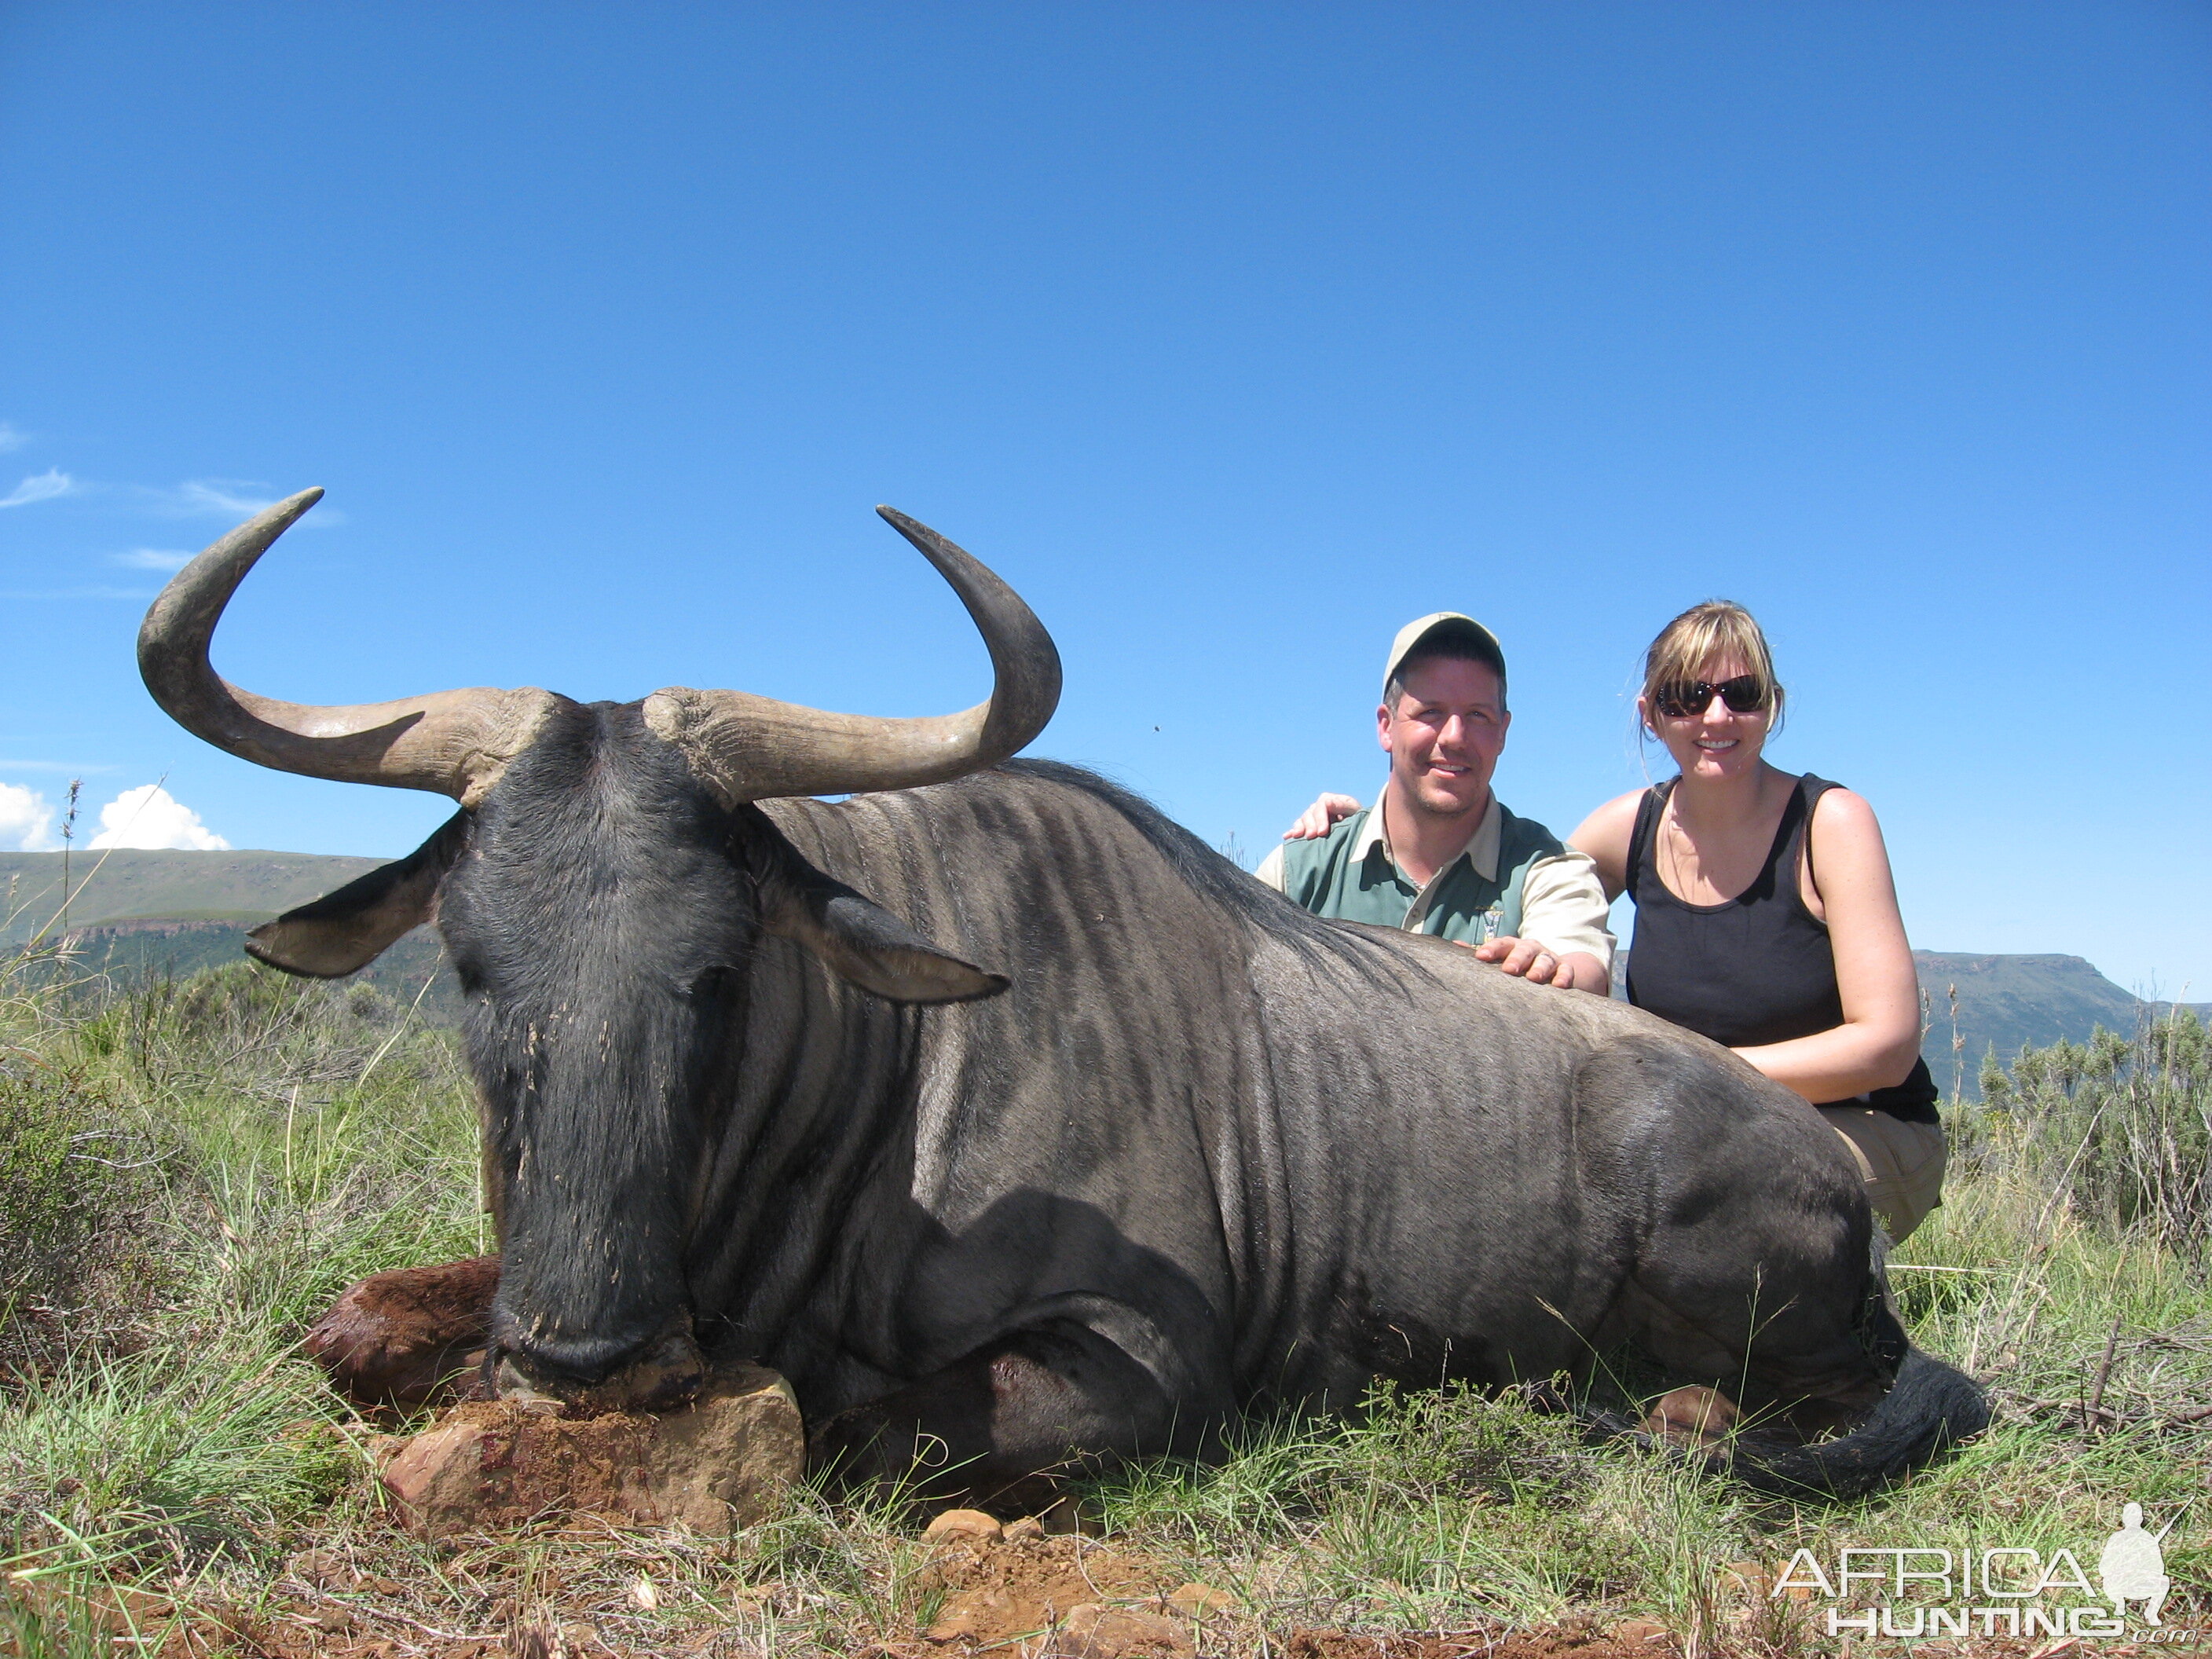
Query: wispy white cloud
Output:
[[111, 548, 194, 572], [0, 469, 72, 509], [0, 782, 57, 851], [86, 783, 229, 851], [172, 479, 276, 515], [0, 423, 28, 454], [138, 478, 342, 527]]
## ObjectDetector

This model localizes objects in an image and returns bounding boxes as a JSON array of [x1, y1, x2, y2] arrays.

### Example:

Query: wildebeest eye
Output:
[[682, 967, 738, 1002]]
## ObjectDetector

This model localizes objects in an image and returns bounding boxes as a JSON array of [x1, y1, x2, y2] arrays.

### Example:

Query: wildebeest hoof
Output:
[[305, 1255, 500, 1409], [1642, 1385, 1741, 1448]]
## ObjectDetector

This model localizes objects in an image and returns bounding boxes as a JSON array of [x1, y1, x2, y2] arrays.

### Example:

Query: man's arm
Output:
[[1470, 849, 1615, 993], [1283, 793, 1362, 840], [1252, 844, 1287, 892]]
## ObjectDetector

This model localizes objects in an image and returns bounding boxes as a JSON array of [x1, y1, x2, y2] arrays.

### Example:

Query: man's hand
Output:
[[1283, 793, 1363, 840], [1467, 936, 1610, 993]]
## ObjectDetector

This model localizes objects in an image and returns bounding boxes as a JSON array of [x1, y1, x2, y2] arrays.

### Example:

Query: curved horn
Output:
[[643, 507, 1061, 804], [138, 489, 562, 805]]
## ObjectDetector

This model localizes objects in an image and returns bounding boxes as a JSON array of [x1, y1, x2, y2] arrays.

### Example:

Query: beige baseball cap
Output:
[[1382, 613, 1507, 695]]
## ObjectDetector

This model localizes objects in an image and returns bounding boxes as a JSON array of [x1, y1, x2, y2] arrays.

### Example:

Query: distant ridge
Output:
[[1912, 950, 2205, 1099], [48, 916, 457, 1015], [8, 849, 2201, 1093], [0, 848, 386, 944], [1606, 947, 2196, 1101]]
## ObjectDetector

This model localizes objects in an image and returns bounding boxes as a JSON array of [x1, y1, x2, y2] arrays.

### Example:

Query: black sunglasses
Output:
[[1654, 676, 1769, 719]]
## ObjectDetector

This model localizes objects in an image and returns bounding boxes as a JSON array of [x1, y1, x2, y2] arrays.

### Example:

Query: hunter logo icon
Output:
[[1773, 1500, 2187, 1640], [2099, 1503, 2171, 1627]]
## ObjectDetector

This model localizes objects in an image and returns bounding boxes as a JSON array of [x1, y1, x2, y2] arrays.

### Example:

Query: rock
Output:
[[1035, 1603, 1192, 1657], [1613, 1618, 1672, 1646], [1041, 1494, 1104, 1536], [376, 1361, 801, 1536], [925, 1507, 1006, 1543], [645, 1365, 804, 1530], [1002, 1514, 1047, 1542], [1165, 1582, 1236, 1616], [1719, 1558, 1772, 1598], [286, 1548, 356, 1590], [925, 1608, 982, 1643]]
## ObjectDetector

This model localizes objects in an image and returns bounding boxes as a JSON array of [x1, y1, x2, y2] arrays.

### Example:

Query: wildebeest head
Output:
[[137, 490, 1059, 1403]]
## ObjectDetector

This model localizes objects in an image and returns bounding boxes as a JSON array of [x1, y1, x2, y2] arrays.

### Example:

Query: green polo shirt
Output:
[[1262, 799, 1568, 944]]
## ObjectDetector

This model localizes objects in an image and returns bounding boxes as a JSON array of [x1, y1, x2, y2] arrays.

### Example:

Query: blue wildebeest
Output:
[[140, 491, 1983, 1503]]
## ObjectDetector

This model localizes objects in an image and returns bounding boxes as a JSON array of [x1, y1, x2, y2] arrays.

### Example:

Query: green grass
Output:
[[0, 961, 481, 1553], [0, 954, 2205, 1655]]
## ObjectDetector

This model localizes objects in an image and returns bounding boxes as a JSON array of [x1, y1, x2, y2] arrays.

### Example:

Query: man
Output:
[[1254, 613, 1613, 992]]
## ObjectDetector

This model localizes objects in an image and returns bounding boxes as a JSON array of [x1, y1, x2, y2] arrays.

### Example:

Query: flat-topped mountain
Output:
[[1914, 950, 2135, 1095], [0, 848, 386, 943], [1606, 947, 2192, 1099], [7, 850, 2199, 1096], [1, 848, 455, 1013]]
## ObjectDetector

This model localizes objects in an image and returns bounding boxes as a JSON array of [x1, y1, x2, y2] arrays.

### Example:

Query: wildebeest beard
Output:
[[445, 699, 756, 1393]]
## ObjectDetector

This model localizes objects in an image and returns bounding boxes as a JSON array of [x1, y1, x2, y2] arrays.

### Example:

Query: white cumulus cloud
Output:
[[86, 784, 230, 851], [0, 782, 57, 851], [0, 469, 72, 509], [111, 548, 194, 571]]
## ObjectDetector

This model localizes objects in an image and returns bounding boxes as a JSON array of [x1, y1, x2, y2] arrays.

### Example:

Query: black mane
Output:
[[999, 758, 1416, 983]]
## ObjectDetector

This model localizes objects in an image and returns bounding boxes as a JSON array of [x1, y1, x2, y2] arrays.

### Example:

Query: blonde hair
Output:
[[1639, 600, 1784, 737]]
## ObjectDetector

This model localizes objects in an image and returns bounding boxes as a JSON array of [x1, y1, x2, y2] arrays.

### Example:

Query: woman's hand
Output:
[[1282, 793, 1363, 840]]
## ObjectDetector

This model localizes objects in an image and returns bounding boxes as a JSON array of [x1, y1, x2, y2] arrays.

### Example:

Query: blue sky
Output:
[[2, 3, 2207, 992]]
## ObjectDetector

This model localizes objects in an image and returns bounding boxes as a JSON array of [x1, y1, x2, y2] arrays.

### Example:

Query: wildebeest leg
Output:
[[1577, 1042, 1896, 1434], [305, 1255, 502, 1408], [811, 1319, 1180, 1515]]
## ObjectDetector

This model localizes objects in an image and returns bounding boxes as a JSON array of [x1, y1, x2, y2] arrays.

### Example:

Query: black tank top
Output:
[[1624, 773, 1938, 1122]]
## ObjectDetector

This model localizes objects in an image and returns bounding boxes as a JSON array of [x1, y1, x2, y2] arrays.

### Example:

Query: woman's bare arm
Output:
[[1566, 790, 1643, 903], [1731, 789, 1924, 1102]]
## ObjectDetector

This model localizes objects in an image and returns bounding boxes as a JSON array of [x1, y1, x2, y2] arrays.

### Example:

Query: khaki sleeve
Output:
[[1252, 844, 1287, 892], [1518, 848, 1615, 969]]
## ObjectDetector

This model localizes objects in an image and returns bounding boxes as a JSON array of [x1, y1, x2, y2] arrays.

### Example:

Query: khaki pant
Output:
[[1818, 1105, 1947, 1243]]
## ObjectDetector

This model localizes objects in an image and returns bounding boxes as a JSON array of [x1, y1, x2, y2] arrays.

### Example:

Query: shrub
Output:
[[0, 1055, 161, 1379], [1968, 1009, 2212, 1261]]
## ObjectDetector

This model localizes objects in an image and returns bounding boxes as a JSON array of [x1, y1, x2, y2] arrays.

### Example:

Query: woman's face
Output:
[[1643, 654, 1770, 782]]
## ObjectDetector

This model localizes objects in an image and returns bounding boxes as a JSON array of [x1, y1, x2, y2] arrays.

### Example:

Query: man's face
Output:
[[1377, 656, 1511, 822]]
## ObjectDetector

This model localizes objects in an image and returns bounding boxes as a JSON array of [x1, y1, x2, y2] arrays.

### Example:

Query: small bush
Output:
[[0, 1057, 162, 1378], [1967, 1009, 2212, 1260]]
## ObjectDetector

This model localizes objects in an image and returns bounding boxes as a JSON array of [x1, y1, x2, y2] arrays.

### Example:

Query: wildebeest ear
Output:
[[247, 812, 471, 979], [758, 859, 1007, 1005]]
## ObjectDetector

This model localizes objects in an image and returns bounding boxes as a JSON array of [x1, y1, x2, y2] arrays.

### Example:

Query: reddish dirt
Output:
[[22, 1537, 2201, 1658], [1272, 1624, 1668, 1659], [914, 1530, 1179, 1650]]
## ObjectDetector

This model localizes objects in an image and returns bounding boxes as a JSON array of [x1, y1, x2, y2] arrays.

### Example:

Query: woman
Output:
[[1281, 600, 1944, 1240]]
